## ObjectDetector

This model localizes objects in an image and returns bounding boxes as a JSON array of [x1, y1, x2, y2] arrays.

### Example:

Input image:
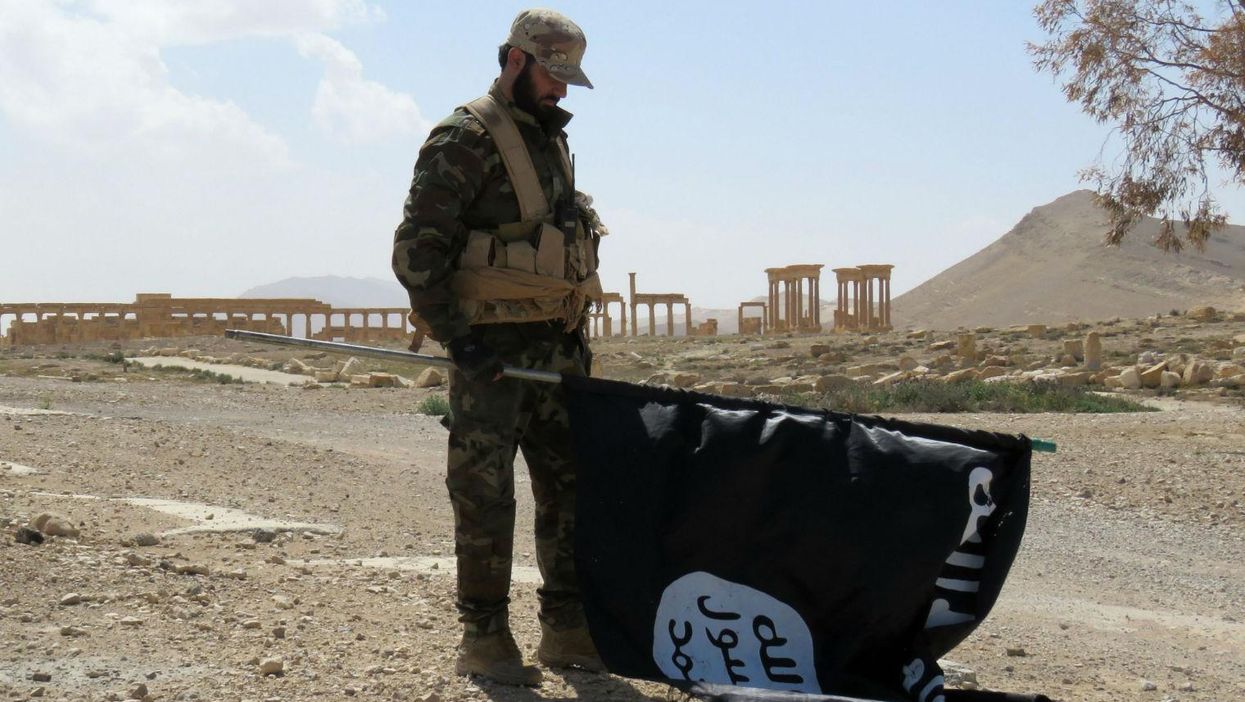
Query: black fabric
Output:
[[564, 376, 1036, 702]]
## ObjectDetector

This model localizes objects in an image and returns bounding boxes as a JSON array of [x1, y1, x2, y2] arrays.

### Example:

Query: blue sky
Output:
[[2, 0, 1242, 311]]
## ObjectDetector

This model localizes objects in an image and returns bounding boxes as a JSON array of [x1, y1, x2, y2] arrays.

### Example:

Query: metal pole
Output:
[[224, 329, 562, 384]]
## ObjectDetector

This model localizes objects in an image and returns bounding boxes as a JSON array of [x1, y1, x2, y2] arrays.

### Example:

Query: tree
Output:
[[1030, 0, 1245, 250]]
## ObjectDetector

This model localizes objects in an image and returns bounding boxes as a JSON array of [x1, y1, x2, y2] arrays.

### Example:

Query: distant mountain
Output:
[[239, 276, 408, 309], [891, 190, 1245, 330]]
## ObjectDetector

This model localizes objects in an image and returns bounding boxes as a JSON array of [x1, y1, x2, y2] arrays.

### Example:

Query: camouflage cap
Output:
[[506, 8, 593, 89]]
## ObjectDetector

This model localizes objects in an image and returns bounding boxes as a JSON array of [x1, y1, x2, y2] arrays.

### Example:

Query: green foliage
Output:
[[782, 379, 1153, 414], [417, 394, 451, 417]]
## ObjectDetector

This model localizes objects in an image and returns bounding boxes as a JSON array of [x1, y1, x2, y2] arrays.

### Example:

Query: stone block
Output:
[[368, 373, 399, 388], [1182, 360, 1214, 386], [415, 368, 444, 388], [1118, 367, 1141, 389], [1062, 339, 1084, 362], [1057, 371, 1092, 386], [1139, 362, 1168, 388], [1084, 331, 1102, 370], [943, 368, 978, 384], [977, 366, 1007, 380], [1187, 306, 1217, 321], [1027, 324, 1046, 338], [814, 374, 853, 393], [898, 355, 919, 371], [809, 344, 830, 358], [1160, 371, 1181, 389], [313, 370, 339, 383]]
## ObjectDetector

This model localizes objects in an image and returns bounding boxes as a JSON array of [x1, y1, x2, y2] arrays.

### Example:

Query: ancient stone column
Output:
[[957, 332, 977, 368], [684, 303, 692, 337]]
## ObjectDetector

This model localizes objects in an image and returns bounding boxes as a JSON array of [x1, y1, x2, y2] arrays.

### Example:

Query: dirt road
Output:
[[1, 345, 1243, 701]]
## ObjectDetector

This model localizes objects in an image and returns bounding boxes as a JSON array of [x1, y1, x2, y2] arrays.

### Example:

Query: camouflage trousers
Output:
[[446, 321, 590, 638]]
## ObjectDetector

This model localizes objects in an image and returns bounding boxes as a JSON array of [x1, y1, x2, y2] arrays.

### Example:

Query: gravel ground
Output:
[[1, 333, 1243, 702]]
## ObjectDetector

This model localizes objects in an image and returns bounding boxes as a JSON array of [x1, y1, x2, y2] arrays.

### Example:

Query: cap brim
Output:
[[550, 65, 593, 89]]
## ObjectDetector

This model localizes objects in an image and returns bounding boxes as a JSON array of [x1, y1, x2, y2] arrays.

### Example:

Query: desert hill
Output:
[[239, 276, 407, 309], [891, 190, 1245, 330]]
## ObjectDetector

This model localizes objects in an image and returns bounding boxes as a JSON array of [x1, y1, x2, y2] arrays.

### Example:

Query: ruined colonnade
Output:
[[765, 264, 824, 333], [832, 264, 893, 332]]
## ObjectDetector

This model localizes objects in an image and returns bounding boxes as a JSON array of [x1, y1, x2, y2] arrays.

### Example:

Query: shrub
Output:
[[417, 394, 451, 417]]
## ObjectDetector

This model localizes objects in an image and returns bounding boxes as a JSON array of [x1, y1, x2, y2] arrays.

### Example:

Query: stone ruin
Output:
[[765, 264, 825, 333], [0, 293, 415, 348], [832, 264, 893, 332], [627, 272, 692, 337]]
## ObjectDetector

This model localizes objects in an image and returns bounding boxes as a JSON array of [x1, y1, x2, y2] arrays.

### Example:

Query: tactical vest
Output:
[[451, 94, 602, 330]]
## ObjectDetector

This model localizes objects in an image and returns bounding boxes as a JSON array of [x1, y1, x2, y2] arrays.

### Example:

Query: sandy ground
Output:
[[1, 328, 1244, 702]]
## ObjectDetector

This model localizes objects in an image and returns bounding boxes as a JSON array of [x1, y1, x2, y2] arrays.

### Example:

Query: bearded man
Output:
[[392, 8, 607, 687]]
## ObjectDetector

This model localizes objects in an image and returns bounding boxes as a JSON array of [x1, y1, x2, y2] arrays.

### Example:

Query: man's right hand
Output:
[[447, 333, 504, 382]]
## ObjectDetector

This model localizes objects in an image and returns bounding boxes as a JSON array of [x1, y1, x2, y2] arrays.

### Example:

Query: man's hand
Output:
[[447, 333, 504, 382]]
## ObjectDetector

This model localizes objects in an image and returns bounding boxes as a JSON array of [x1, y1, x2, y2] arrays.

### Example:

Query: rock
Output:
[[809, 344, 830, 357], [1005, 646, 1027, 657], [1119, 367, 1142, 389], [956, 333, 976, 367], [897, 355, 919, 371], [1027, 324, 1046, 338], [1057, 371, 1093, 386], [944, 368, 979, 384], [977, 366, 1007, 381], [1062, 339, 1084, 362], [31, 672, 52, 682], [253, 528, 277, 543], [1183, 359, 1214, 386], [907, 329, 928, 339], [414, 368, 444, 388], [367, 372, 399, 388], [873, 371, 909, 386], [927, 340, 955, 352], [814, 374, 853, 392], [349, 374, 371, 387], [174, 563, 210, 576], [128, 683, 148, 700], [1140, 679, 1157, 691], [60, 593, 83, 606], [272, 626, 286, 639], [15, 527, 44, 545], [258, 657, 284, 676], [130, 533, 160, 547], [1084, 331, 1102, 370], [1139, 362, 1168, 388], [337, 356, 362, 378], [313, 370, 339, 383], [1160, 371, 1181, 389], [31, 513, 79, 539], [1187, 305, 1216, 321], [60, 626, 87, 637], [119, 616, 143, 627]]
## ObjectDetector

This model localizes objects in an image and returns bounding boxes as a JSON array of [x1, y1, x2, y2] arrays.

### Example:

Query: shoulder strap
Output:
[[464, 95, 549, 222]]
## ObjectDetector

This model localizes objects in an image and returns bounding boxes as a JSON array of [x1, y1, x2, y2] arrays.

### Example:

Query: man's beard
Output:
[[513, 62, 558, 122]]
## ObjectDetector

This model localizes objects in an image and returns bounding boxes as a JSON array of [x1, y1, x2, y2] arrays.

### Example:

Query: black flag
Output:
[[565, 376, 1034, 702]]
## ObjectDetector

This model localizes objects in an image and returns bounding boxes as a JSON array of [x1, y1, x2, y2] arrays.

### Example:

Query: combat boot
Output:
[[455, 630, 543, 686], [537, 622, 606, 672]]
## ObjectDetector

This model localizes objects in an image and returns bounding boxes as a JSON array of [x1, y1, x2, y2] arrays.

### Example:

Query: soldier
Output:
[[391, 9, 606, 687]]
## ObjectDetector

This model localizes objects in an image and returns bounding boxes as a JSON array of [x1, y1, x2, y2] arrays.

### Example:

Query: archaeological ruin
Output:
[[832, 264, 894, 332], [0, 294, 414, 348], [628, 273, 692, 337], [587, 291, 628, 338], [765, 264, 825, 333]]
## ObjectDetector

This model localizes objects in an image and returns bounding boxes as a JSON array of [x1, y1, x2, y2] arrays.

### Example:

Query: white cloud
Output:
[[296, 33, 431, 144], [84, 0, 384, 45], [0, 0, 288, 165]]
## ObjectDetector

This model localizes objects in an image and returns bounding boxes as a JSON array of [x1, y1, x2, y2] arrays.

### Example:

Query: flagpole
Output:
[[222, 329, 562, 384], [223, 330, 1056, 452]]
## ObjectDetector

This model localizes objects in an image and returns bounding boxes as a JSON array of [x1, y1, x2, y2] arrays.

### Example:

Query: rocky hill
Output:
[[891, 190, 1245, 330], [239, 276, 407, 309]]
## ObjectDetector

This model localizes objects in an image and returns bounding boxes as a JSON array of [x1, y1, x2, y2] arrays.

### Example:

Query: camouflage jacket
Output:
[[392, 82, 594, 344]]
